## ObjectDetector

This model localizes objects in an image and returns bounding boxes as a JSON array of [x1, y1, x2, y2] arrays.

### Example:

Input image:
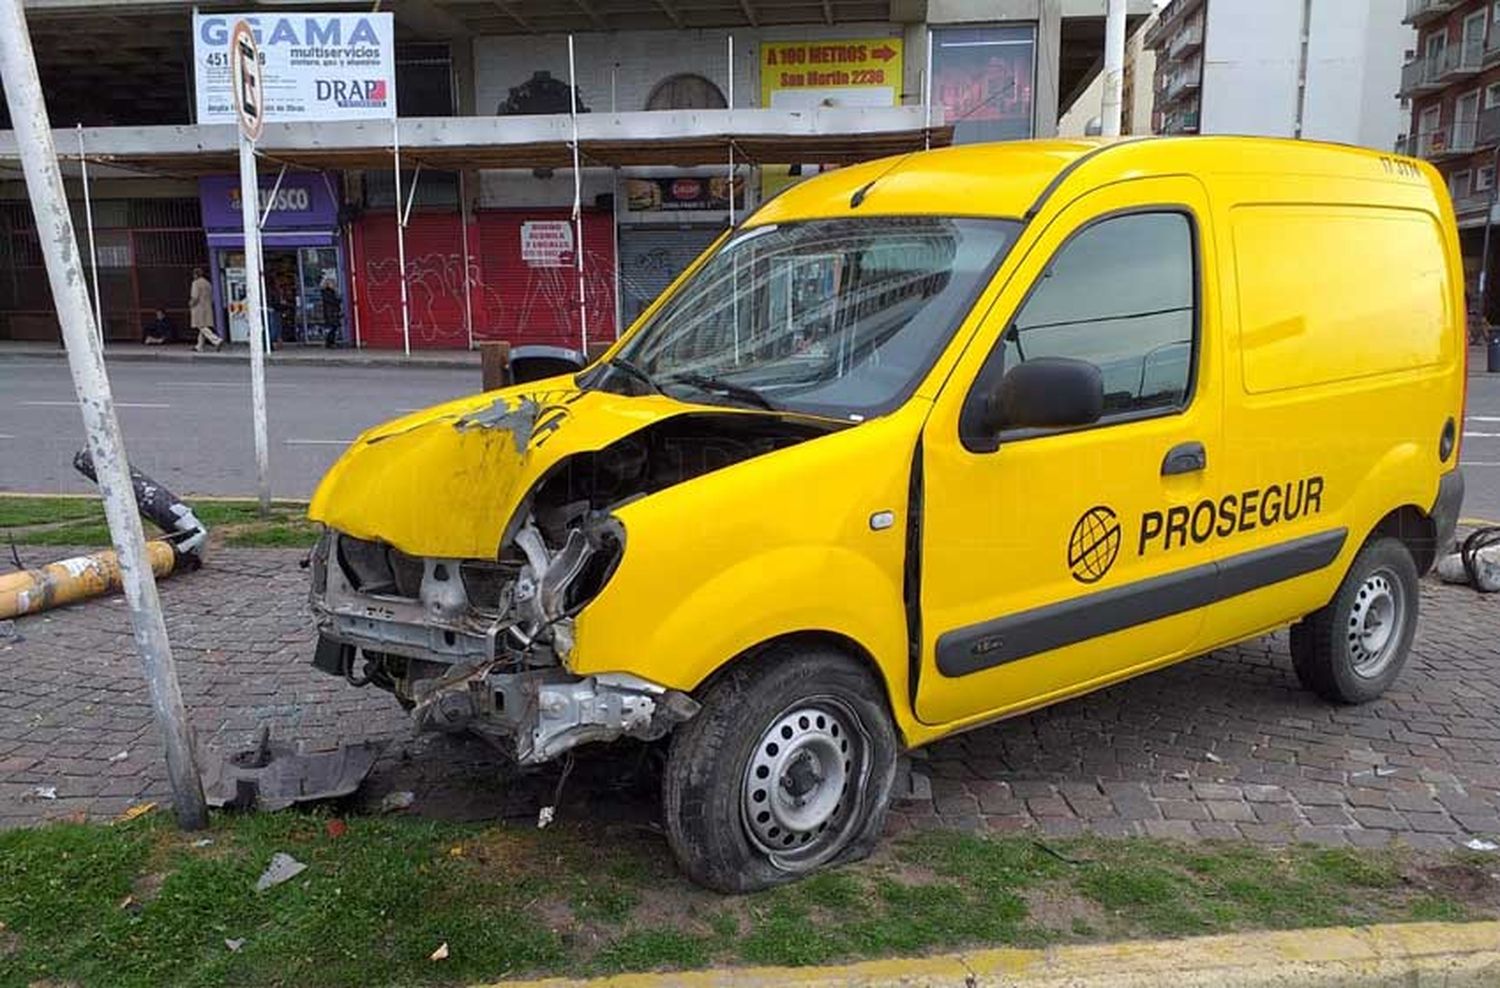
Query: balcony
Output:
[[1167, 20, 1204, 60], [1434, 37, 1485, 82], [1480, 105, 1500, 147], [1399, 55, 1443, 97], [1414, 120, 1479, 159], [1452, 187, 1491, 218], [1404, 0, 1462, 26], [1163, 108, 1199, 134]]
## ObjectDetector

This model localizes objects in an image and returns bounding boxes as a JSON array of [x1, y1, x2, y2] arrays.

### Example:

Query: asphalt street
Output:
[[1, 354, 1499, 518], [0, 357, 479, 499]]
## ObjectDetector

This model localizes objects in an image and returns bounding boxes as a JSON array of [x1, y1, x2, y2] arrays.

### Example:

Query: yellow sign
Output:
[[759, 38, 903, 198], [759, 38, 903, 109]]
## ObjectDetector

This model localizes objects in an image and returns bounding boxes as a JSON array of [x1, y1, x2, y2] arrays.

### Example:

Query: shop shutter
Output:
[[618, 225, 722, 330], [353, 211, 472, 349], [474, 209, 616, 349]]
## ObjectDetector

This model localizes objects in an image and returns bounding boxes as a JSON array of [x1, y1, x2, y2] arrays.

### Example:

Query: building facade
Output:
[[1146, 0, 1410, 148], [1399, 0, 1500, 319], [1, 0, 1150, 350]]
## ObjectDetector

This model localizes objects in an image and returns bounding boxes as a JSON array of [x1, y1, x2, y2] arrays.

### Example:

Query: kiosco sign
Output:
[[193, 12, 396, 125]]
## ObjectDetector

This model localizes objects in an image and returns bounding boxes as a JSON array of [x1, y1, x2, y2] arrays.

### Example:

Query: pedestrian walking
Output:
[[190, 267, 222, 352], [320, 276, 342, 348]]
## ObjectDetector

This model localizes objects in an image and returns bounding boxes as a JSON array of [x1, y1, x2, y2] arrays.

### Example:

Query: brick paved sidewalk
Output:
[[2, 548, 1498, 851]]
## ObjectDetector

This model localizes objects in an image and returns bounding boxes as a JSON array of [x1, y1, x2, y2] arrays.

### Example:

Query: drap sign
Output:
[[521, 221, 575, 268], [194, 12, 396, 125]]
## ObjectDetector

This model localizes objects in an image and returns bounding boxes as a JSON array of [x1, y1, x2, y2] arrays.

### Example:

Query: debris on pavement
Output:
[[30, 785, 57, 800], [73, 449, 210, 566], [379, 790, 415, 814], [203, 726, 383, 812], [0, 619, 20, 644], [1465, 838, 1499, 852], [1204, 751, 1223, 763], [254, 852, 307, 892], [115, 802, 156, 824], [107, 750, 129, 763], [1436, 529, 1500, 592], [429, 942, 449, 962], [225, 938, 245, 953]]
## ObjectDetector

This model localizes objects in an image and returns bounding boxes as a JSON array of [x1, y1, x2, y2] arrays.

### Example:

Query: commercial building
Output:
[[1145, 0, 1410, 147], [1, 0, 1150, 351]]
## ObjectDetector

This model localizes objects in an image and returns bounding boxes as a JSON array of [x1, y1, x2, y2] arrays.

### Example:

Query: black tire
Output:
[[662, 644, 900, 893], [1290, 536, 1419, 704]]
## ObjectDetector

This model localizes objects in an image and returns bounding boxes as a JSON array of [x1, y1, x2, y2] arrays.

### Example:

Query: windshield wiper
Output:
[[662, 372, 778, 411], [604, 356, 660, 394]]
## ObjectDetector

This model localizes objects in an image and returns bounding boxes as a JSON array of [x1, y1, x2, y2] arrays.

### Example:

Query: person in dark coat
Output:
[[143, 309, 174, 345], [320, 276, 342, 348]]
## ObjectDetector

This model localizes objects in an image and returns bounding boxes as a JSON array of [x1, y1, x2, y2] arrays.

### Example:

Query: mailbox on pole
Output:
[[231, 19, 272, 515]]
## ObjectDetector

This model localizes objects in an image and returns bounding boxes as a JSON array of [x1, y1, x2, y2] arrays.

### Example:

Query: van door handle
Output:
[[1161, 441, 1207, 476]]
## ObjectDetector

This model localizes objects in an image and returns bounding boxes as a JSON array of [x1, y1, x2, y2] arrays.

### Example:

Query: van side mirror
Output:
[[983, 357, 1104, 433]]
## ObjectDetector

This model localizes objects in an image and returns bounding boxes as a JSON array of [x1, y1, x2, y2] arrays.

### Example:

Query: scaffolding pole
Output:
[[76, 124, 102, 345], [393, 119, 411, 356], [569, 34, 588, 354], [727, 34, 736, 227], [923, 29, 934, 151], [459, 169, 474, 349], [0, 0, 207, 829]]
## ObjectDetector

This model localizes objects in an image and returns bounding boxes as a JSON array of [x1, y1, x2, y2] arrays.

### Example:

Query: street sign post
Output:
[[231, 19, 272, 516], [0, 0, 207, 828]]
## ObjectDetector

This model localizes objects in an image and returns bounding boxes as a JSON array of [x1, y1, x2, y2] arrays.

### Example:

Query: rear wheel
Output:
[[1290, 536, 1419, 704], [662, 644, 899, 893]]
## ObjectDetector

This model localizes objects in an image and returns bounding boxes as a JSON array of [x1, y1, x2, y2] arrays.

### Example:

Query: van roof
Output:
[[748, 136, 1437, 225]]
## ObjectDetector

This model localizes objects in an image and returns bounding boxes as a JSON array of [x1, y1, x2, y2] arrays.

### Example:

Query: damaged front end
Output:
[[307, 513, 696, 766], [307, 386, 837, 765]]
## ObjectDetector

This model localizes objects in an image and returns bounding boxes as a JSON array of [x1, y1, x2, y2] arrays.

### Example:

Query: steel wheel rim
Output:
[[1348, 567, 1406, 678], [741, 696, 870, 871]]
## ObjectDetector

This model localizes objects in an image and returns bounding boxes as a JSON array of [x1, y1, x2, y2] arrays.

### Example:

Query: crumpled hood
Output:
[[308, 380, 694, 559]]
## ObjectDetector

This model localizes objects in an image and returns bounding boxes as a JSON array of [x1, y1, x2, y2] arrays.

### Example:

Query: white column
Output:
[[1101, 0, 1127, 138]]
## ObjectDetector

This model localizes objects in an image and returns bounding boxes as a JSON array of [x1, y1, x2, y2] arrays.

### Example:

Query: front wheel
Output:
[[1290, 536, 1419, 704], [662, 644, 899, 893]]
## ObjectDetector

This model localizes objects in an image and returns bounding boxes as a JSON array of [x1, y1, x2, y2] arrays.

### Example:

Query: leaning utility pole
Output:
[[0, 0, 207, 829]]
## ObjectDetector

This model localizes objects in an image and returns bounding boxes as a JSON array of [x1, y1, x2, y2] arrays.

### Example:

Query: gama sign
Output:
[[194, 13, 396, 126]]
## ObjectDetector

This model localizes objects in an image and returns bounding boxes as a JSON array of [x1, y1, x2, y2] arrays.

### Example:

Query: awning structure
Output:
[[0, 106, 952, 178]]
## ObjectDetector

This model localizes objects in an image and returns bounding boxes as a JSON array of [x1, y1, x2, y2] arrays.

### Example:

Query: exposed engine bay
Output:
[[308, 405, 841, 764]]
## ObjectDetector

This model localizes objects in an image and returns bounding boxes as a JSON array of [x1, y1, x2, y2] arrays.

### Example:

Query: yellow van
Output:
[[307, 137, 1466, 891]]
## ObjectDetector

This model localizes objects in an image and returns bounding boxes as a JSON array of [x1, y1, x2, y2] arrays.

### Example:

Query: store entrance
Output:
[[219, 246, 343, 345]]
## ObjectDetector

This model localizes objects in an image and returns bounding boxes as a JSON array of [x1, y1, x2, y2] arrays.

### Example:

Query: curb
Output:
[[0, 348, 479, 370], [488, 921, 1500, 987]]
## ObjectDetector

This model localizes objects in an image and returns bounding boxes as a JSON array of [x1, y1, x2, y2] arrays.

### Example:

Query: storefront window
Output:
[[931, 24, 1037, 144]]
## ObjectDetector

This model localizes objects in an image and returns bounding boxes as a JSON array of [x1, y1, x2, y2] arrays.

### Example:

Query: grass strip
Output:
[[1, 811, 1494, 987]]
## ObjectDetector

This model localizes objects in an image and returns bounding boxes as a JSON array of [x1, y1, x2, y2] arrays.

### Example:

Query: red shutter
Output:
[[352, 211, 471, 349], [474, 209, 616, 349]]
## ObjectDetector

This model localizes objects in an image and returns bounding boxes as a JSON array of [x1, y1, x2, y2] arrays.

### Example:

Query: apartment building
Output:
[[1400, 0, 1500, 310], [1148, 0, 1409, 147]]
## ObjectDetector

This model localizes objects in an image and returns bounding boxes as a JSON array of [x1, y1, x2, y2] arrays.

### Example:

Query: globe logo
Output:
[[1068, 506, 1121, 584]]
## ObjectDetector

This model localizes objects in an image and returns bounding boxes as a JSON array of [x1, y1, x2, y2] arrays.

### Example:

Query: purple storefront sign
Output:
[[198, 172, 340, 243]]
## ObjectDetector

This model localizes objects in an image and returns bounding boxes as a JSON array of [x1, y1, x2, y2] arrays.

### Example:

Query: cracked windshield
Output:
[[614, 216, 1022, 418]]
